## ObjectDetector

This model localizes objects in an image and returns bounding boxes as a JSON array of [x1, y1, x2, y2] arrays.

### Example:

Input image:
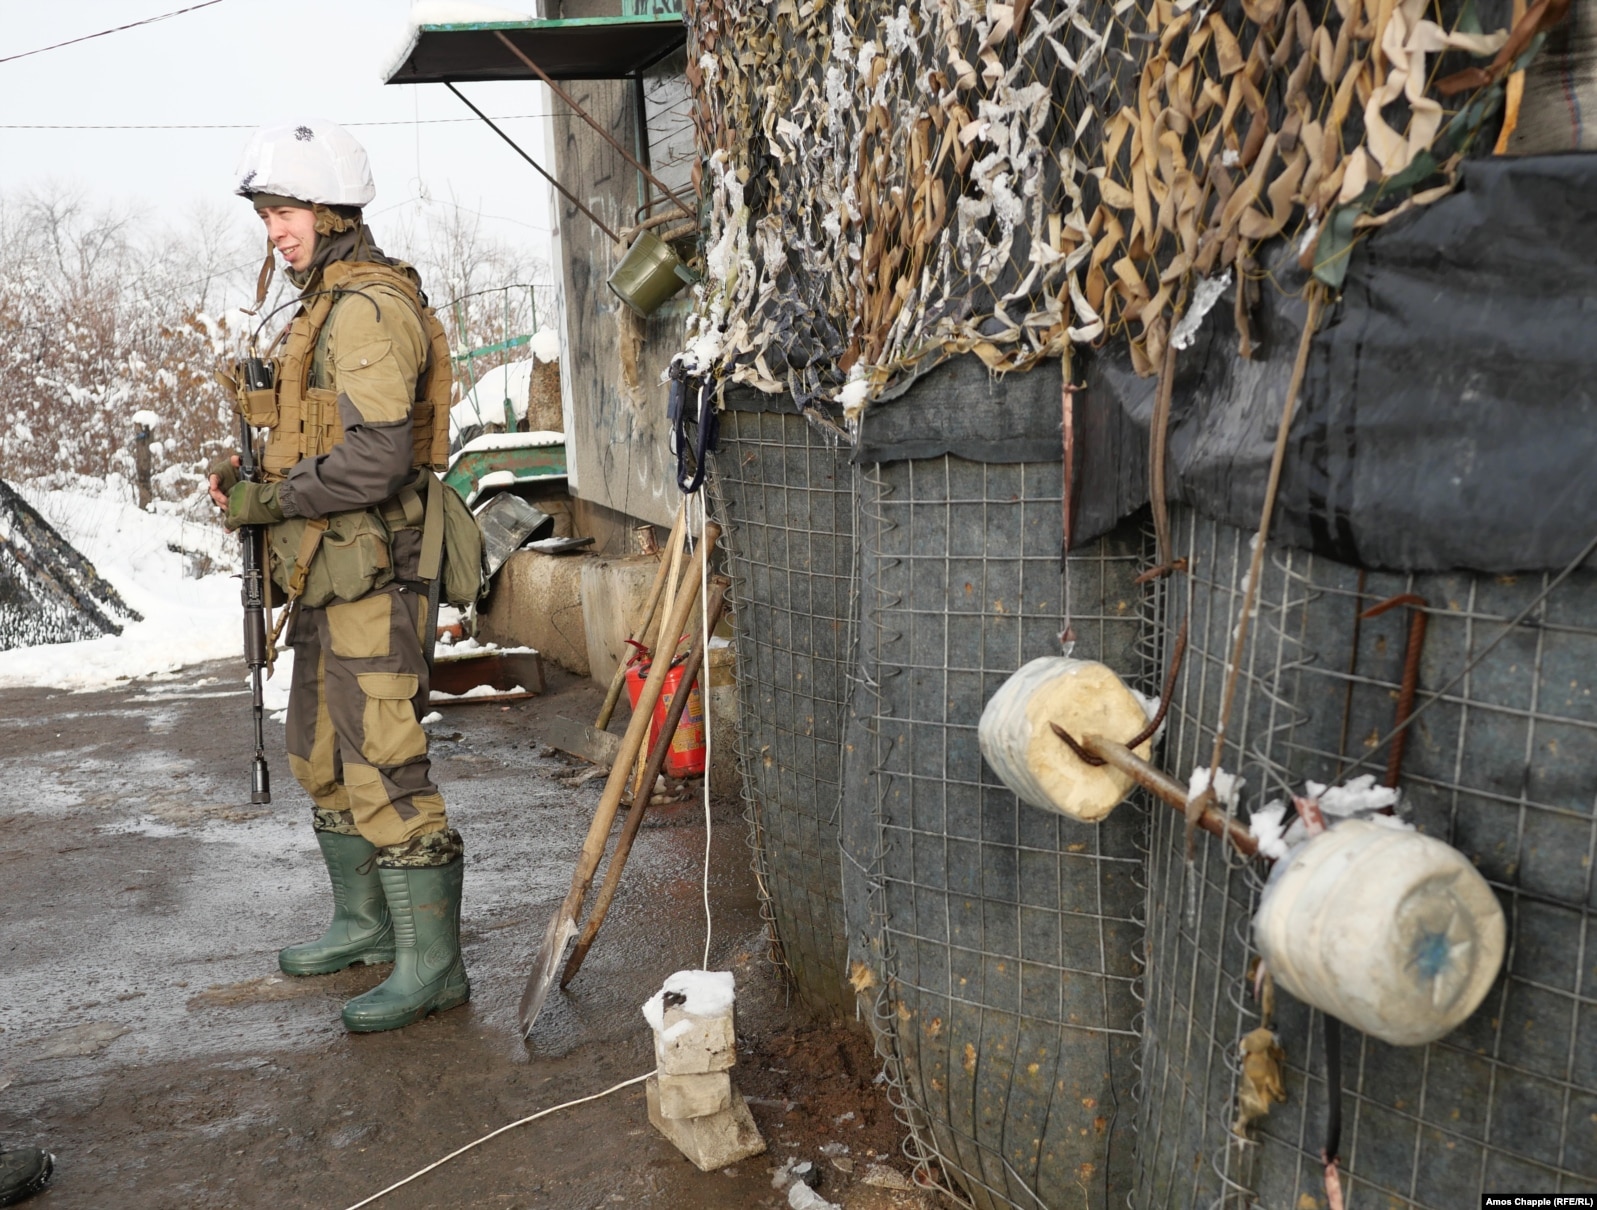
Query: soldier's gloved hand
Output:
[[225, 481, 286, 530], [207, 452, 242, 508]]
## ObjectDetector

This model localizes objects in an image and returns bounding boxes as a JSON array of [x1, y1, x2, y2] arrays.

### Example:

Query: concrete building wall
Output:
[[546, 4, 692, 530]]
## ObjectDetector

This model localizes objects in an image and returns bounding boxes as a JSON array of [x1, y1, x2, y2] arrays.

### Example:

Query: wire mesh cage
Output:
[[1132, 506, 1597, 1206], [844, 450, 1156, 1209], [709, 403, 858, 1016]]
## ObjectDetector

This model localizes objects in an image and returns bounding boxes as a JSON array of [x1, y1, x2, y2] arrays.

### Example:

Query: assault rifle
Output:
[[237, 357, 273, 805]]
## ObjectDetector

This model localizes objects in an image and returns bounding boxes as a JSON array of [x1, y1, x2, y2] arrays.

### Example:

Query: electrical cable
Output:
[[0, 1, 227, 66], [339, 1071, 653, 1210], [698, 491, 714, 970]]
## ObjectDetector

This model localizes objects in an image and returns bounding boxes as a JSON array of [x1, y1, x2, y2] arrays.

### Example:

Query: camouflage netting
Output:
[[0, 478, 138, 652], [679, 0, 1540, 406]]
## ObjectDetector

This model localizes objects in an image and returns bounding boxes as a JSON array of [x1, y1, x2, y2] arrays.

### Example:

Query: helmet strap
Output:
[[243, 237, 276, 317]]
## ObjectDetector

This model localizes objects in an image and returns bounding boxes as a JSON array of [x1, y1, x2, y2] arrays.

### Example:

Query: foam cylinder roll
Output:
[[978, 656, 1153, 822], [1254, 819, 1506, 1046]]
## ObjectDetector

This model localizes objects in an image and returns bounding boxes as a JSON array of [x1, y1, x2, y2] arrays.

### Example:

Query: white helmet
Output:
[[233, 118, 376, 208]]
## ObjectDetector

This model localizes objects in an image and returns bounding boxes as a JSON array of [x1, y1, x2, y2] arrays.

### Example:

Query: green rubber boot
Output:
[[341, 857, 469, 1032], [0, 1146, 53, 1207], [279, 831, 395, 976]]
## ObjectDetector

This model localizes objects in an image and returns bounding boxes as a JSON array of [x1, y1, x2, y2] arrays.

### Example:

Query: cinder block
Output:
[[657, 1069, 732, 1119], [646, 1075, 765, 1171], [653, 1006, 737, 1075]]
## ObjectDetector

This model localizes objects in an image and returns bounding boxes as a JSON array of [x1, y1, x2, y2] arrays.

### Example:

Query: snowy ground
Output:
[[0, 475, 274, 694]]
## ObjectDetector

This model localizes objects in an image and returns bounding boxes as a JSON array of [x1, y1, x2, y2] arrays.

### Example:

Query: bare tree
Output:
[[0, 183, 561, 501]]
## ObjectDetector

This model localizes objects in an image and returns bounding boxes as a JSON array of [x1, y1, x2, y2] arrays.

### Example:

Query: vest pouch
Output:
[[239, 385, 279, 429], [262, 391, 303, 481], [269, 509, 394, 608], [436, 480, 488, 607]]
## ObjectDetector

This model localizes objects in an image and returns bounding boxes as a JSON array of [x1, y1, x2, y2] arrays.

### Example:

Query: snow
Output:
[[420, 710, 444, 725], [529, 329, 561, 362], [641, 969, 736, 1033], [131, 409, 162, 429], [0, 478, 247, 692], [468, 471, 517, 502], [450, 360, 535, 442], [434, 638, 536, 660], [383, 2, 533, 82], [449, 430, 565, 460], [1129, 689, 1165, 743], [1305, 774, 1401, 818], [1187, 764, 1243, 812], [1247, 800, 1302, 862], [1250, 775, 1407, 862], [838, 377, 871, 421], [1171, 270, 1232, 352], [430, 683, 526, 701]]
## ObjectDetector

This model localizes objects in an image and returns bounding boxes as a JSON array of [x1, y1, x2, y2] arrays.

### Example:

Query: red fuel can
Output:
[[623, 654, 707, 778]]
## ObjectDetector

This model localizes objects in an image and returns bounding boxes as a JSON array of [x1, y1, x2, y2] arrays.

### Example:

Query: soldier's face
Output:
[[259, 205, 317, 271]]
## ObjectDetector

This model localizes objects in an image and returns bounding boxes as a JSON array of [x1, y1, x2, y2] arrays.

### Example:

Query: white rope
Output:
[[340, 1071, 653, 1209], [698, 491, 715, 970]]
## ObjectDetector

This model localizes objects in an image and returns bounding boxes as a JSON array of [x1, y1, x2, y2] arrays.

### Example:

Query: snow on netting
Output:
[[709, 405, 858, 1016], [1133, 507, 1597, 1206], [680, 0, 1528, 408], [843, 455, 1157, 1208], [0, 478, 139, 651]]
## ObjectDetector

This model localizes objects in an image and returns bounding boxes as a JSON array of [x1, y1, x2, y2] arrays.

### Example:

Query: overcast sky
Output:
[[0, 0, 556, 271]]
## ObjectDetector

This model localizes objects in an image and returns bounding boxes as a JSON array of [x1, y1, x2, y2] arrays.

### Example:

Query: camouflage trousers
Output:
[[286, 582, 455, 865]]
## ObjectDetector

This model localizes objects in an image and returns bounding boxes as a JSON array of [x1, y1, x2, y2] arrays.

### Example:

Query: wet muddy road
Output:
[[0, 662, 905, 1209]]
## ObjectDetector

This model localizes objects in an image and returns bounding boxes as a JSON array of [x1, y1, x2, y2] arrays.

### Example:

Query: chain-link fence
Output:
[[844, 445, 1157, 1208], [1132, 506, 1597, 1206], [710, 402, 857, 1016]]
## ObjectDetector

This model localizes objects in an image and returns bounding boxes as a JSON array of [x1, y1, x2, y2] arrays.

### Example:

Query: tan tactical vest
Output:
[[260, 259, 453, 482]]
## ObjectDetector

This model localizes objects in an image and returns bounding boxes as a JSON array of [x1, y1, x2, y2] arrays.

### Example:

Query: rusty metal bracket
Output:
[[1358, 592, 1429, 789]]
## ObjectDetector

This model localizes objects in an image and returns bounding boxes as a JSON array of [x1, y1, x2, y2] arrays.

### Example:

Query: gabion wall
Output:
[[1132, 507, 1597, 1206], [710, 405, 856, 1016], [844, 451, 1155, 1209]]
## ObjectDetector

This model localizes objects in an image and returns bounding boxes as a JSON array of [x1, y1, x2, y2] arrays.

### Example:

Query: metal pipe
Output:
[[493, 30, 696, 222], [445, 81, 622, 244], [1086, 736, 1260, 858]]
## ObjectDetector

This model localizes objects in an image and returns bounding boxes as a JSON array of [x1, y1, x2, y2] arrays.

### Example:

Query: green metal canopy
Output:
[[385, 14, 685, 84]]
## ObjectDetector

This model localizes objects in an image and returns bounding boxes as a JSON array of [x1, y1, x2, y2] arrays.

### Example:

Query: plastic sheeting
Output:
[[1078, 154, 1597, 576]]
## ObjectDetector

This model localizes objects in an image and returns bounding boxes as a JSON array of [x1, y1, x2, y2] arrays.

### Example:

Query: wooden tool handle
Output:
[[554, 524, 721, 925], [595, 503, 687, 731], [561, 575, 730, 988]]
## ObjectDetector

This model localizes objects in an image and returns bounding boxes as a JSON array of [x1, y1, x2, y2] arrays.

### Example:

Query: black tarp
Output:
[[1088, 152, 1597, 575], [853, 154, 1597, 575]]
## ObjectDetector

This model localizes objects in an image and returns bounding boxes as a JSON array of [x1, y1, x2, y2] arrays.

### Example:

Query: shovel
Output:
[[518, 522, 720, 1037]]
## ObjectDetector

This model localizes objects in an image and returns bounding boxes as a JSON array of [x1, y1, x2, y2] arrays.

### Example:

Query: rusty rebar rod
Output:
[[1092, 737, 1260, 857], [1050, 727, 1260, 858], [1359, 592, 1429, 789]]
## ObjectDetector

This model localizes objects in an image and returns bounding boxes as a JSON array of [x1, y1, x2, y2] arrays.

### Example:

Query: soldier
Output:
[[208, 119, 467, 1033]]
